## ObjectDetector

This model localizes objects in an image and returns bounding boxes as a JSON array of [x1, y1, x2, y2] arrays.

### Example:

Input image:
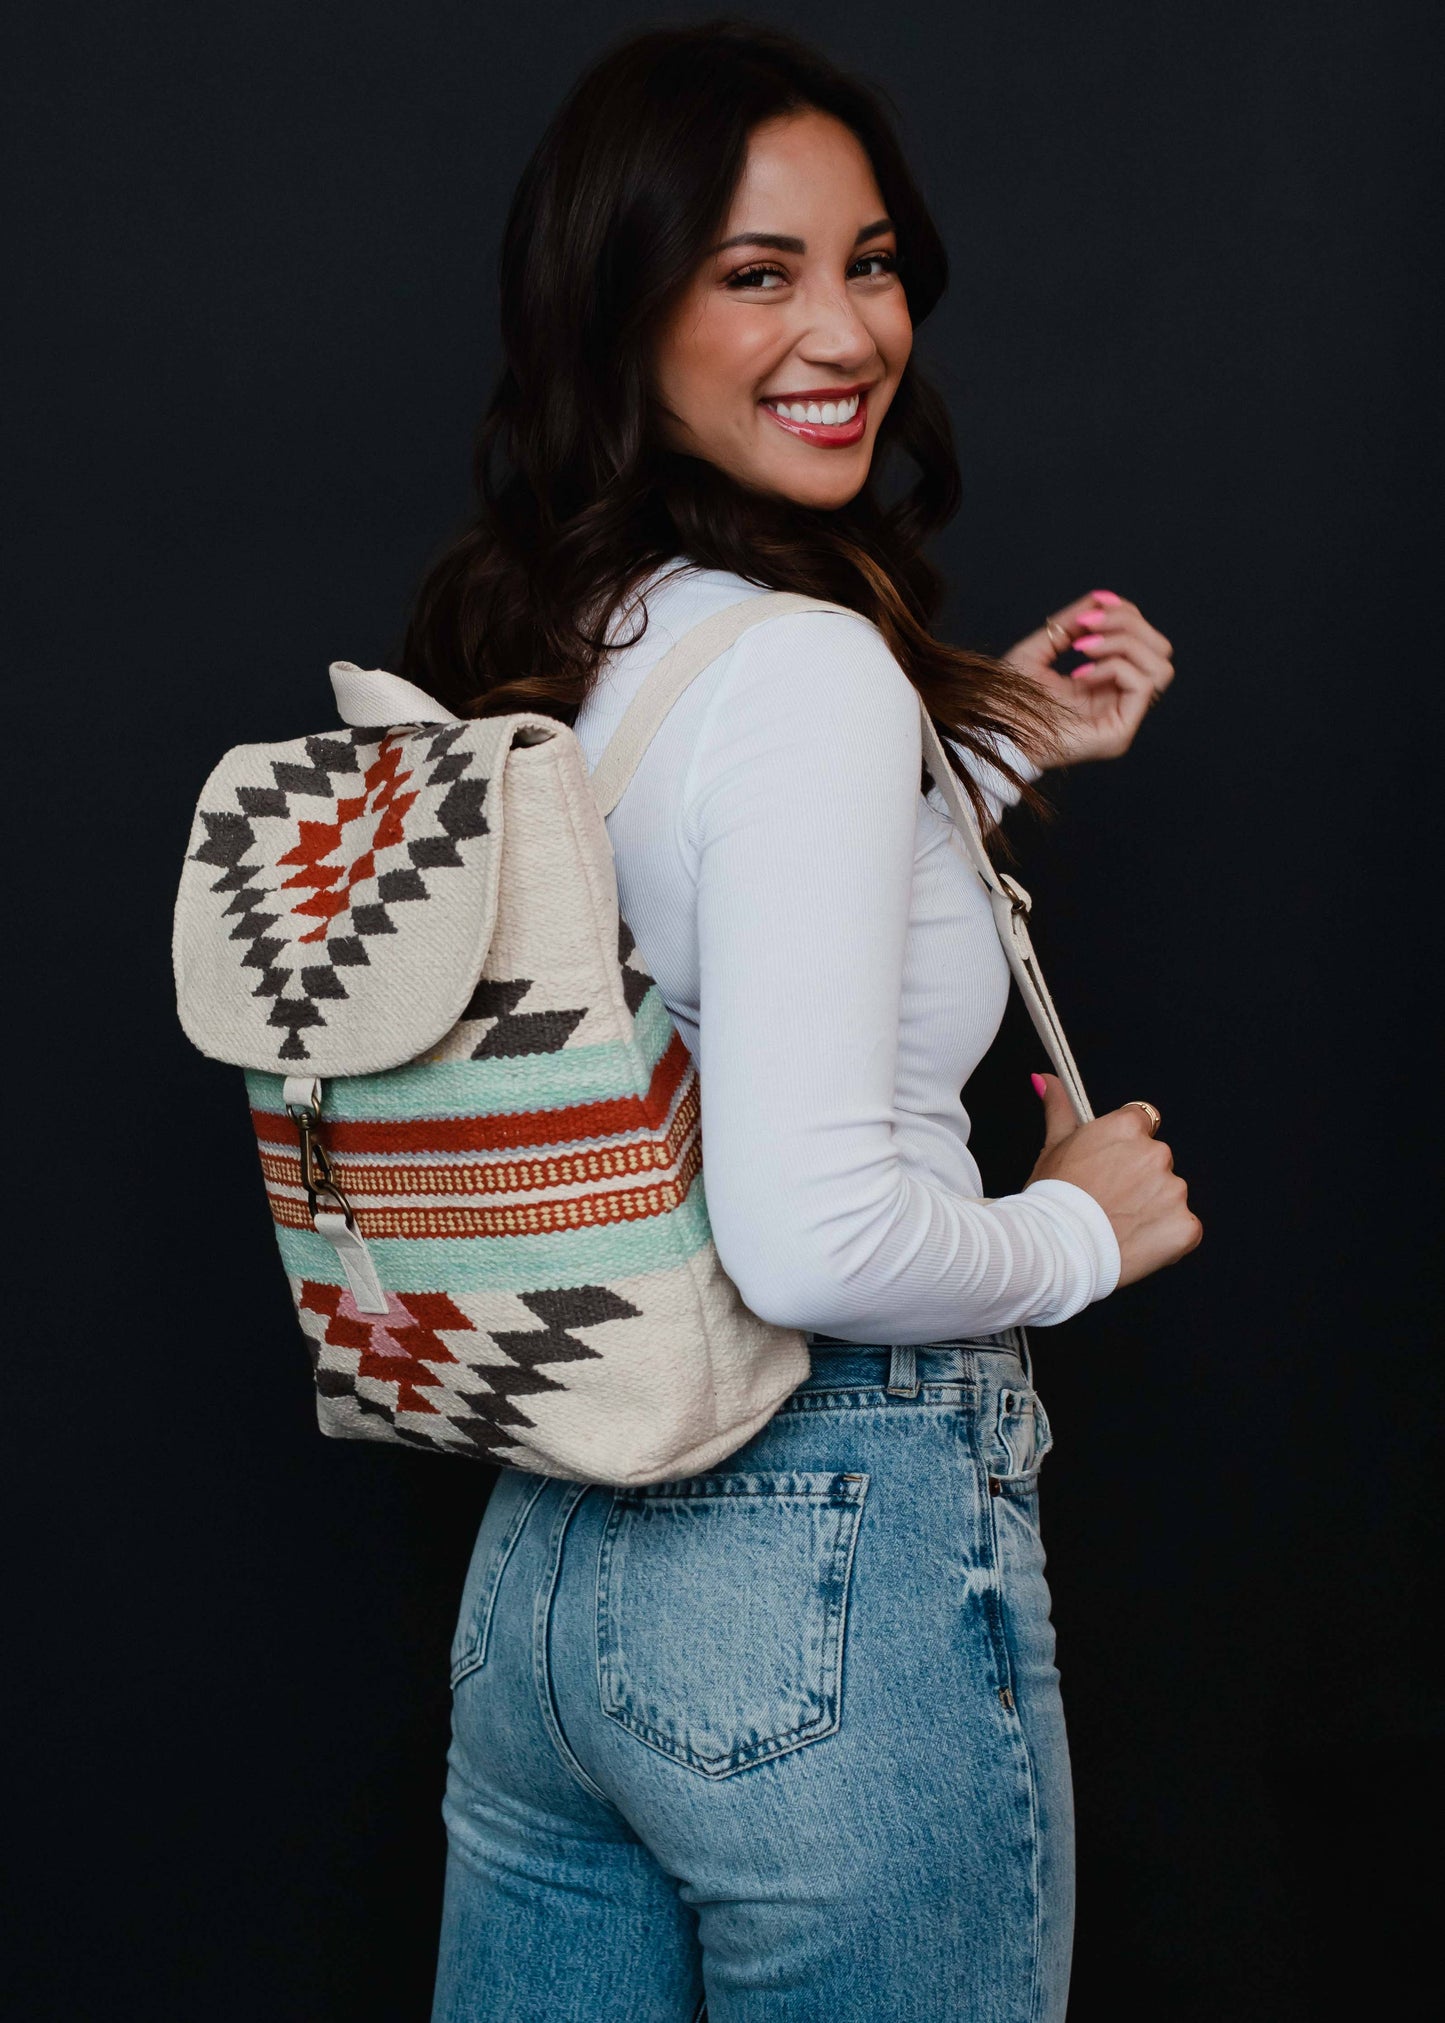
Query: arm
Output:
[[685, 611, 1120, 1342]]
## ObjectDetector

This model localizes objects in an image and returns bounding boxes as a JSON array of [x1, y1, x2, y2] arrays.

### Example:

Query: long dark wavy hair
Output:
[[400, 18, 1061, 819]]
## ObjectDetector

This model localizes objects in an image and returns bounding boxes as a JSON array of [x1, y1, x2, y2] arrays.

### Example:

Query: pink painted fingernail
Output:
[[1091, 589, 1122, 606], [1073, 633, 1105, 653], [1030, 1073, 1048, 1098]]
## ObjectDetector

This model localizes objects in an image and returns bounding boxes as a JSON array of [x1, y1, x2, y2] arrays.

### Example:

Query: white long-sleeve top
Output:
[[572, 561, 1121, 1342]]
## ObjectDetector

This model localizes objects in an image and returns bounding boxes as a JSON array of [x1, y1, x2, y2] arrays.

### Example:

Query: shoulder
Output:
[[597, 562, 917, 733], [603, 563, 765, 664], [711, 598, 920, 745], [613, 564, 903, 681], [686, 597, 922, 828]]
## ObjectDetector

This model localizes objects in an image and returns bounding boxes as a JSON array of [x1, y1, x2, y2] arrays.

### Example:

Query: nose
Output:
[[793, 280, 880, 374]]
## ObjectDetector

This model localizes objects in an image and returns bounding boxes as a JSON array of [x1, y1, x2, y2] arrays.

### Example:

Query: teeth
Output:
[[767, 393, 861, 425]]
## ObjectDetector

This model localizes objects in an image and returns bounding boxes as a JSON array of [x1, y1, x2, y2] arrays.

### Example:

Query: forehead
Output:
[[726, 110, 886, 227]]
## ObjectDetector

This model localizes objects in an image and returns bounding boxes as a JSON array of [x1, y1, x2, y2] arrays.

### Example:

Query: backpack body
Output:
[[173, 679, 807, 1486]]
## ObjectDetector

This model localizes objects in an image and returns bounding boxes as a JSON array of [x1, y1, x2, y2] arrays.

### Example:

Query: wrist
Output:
[[1022, 1177, 1123, 1300]]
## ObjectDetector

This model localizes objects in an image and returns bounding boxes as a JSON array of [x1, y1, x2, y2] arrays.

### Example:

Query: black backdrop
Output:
[[7, 3, 1441, 2016]]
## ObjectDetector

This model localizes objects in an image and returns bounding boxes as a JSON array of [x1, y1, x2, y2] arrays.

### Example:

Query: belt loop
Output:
[[886, 1343, 919, 1397], [1016, 1325, 1034, 1389]]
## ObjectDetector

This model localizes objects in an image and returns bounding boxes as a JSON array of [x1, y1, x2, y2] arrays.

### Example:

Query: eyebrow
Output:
[[712, 217, 895, 255]]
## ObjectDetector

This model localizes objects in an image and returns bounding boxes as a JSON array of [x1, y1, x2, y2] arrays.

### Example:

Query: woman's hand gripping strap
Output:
[[281, 1075, 388, 1314]]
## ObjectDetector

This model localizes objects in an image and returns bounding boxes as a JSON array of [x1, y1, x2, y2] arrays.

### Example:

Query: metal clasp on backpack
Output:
[[283, 1079, 359, 1229]]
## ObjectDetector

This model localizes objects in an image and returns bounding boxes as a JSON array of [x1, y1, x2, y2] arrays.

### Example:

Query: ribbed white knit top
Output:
[[572, 561, 1121, 1342]]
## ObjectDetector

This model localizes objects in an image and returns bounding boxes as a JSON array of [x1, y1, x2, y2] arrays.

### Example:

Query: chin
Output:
[[781, 475, 868, 511], [756, 459, 871, 512], [789, 490, 861, 513]]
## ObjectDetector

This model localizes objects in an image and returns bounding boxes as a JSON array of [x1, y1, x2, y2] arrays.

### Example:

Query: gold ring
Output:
[[1124, 1100, 1161, 1136], [1044, 615, 1070, 654]]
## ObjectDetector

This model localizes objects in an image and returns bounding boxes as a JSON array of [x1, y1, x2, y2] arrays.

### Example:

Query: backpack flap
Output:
[[173, 710, 561, 1077]]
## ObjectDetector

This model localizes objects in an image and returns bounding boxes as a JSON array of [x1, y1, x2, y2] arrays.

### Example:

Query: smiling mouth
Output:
[[759, 388, 870, 446]]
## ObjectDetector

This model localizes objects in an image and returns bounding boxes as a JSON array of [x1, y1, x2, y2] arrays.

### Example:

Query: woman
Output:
[[413, 21, 1200, 2022]]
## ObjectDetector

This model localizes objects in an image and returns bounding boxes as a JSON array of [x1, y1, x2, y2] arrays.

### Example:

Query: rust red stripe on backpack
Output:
[[259, 1076, 701, 1199], [250, 1029, 693, 1156]]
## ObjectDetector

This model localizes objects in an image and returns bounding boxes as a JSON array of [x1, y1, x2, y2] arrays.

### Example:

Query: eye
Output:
[[725, 263, 790, 291], [850, 250, 899, 280]]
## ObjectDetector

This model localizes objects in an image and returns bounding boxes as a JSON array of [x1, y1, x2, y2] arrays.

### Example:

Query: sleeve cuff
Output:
[[1021, 1177, 1122, 1304]]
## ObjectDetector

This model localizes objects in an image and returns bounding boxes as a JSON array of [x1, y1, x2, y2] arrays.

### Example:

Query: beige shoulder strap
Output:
[[588, 590, 1093, 1123]]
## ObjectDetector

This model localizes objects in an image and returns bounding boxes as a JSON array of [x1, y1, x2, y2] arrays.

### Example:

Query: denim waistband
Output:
[[803, 1327, 1027, 1356], [801, 1326, 1033, 1392]]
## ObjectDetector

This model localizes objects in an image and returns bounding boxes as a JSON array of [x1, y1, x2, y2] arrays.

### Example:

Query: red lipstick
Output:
[[759, 385, 871, 448]]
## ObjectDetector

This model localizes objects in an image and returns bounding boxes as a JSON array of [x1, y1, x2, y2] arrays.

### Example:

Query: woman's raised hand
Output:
[[1006, 588, 1175, 765], [1027, 1073, 1202, 1288]]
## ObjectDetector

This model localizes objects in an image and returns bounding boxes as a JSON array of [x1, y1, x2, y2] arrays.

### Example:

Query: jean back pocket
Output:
[[596, 1471, 869, 1779]]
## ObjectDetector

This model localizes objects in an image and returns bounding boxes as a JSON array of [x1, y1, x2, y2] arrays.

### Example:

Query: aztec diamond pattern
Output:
[[179, 695, 809, 1483], [180, 722, 495, 1065], [294, 1279, 641, 1461]]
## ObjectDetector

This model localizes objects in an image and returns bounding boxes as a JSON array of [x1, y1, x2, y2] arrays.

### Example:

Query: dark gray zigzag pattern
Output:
[[447, 922, 655, 1061], [189, 724, 490, 1060], [617, 917, 657, 1018], [459, 976, 589, 1059], [309, 1283, 639, 1462], [442, 917, 663, 1064]]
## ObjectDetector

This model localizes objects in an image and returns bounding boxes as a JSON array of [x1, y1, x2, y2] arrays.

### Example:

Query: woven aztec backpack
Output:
[[173, 591, 1092, 1486]]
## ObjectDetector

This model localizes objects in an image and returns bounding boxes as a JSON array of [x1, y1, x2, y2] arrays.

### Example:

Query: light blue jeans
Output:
[[430, 1329, 1073, 2022]]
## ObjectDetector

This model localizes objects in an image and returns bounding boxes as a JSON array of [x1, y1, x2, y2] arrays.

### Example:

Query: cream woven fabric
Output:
[[173, 593, 1089, 1484]]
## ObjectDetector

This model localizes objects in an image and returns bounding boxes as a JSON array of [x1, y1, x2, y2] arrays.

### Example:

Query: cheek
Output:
[[668, 306, 783, 411], [870, 294, 914, 373]]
